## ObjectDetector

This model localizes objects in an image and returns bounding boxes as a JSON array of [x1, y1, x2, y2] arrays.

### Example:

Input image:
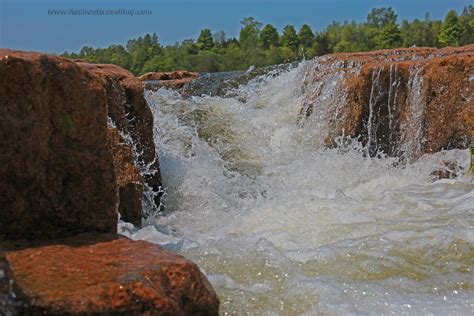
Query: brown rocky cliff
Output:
[[302, 45, 474, 160]]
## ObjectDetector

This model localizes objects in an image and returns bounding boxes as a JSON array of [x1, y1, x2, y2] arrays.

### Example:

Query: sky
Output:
[[1, 0, 472, 54]]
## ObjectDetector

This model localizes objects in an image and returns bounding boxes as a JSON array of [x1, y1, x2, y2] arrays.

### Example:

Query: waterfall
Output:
[[121, 61, 473, 315], [367, 66, 384, 156], [402, 65, 426, 161]]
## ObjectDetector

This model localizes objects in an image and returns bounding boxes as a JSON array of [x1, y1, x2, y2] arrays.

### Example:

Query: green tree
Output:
[[439, 10, 463, 46], [298, 24, 315, 49], [459, 5, 474, 45], [313, 32, 330, 55], [213, 30, 226, 47], [367, 7, 398, 29], [64, 7, 471, 75], [401, 14, 440, 47], [197, 28, 214, 50], [375, 22, 403, 48], [259, 24, 279, 49], [281, 25, 299, 52], [181, 39, 199, 55], [239, 17, 262, 50]]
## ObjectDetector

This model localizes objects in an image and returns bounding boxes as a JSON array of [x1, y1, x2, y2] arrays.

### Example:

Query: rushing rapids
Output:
[[121, 55, 473, 314]]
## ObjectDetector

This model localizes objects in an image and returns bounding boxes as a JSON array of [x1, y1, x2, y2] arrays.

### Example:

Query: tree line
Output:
[[63, 6, 474, 75]]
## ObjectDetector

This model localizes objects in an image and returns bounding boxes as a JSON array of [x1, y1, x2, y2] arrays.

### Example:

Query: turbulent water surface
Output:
[[121, 61, 473, 315]]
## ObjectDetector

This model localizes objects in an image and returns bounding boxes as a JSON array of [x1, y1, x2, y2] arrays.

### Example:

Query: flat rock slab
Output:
[[3, 234, 219, 315]]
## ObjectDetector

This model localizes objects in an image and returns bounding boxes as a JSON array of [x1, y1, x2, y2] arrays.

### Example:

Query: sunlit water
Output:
[[120, 61, 474, 315]]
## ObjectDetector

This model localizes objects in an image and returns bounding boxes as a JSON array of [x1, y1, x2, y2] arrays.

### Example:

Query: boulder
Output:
[[2, 234, 219, 315], [0, 49, 118, 240], [77, 62, 163, 219]]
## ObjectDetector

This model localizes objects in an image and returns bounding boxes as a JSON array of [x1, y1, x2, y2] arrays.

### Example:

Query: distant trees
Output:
[[197, 29, 214, 50], [401, 14, 441, 47], [439, 10, 463, 46], [459, 5, 474, 45], [260, 24, 279, 49], [213, 31, 226, 47], [281, 25, 299, 52], [62, 7, 474, 75], [298, 24, 314, 50], [239, 17, 262, 50], [366, 7, 398, 29], [375, 22, 403, 48]]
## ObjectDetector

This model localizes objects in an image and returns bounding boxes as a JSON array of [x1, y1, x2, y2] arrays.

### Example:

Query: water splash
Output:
[[122, 61, 473, 315]]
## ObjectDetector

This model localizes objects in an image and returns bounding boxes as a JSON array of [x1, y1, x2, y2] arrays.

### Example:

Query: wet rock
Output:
[[108, 127, 144, 225], [0, 49, 118, 240], [2, 234, 219, 315], [139, 71, 199, 89], [0, 250, 30, 314], [77, 62, 163, 217], [430, 160, 462, 180], [302, 45, 474, 160]]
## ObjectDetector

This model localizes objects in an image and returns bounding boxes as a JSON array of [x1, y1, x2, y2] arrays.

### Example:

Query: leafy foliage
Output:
[[62, 7, 474, 75], [197, 29, 214, 50], [439, 10, 463, 46]]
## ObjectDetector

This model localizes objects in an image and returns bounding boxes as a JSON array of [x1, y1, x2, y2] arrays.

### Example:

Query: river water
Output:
[[121, 61, 473, 315]]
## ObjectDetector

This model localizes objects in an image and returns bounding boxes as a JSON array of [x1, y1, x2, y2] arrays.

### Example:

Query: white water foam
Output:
[[120, 61, 474, 315]]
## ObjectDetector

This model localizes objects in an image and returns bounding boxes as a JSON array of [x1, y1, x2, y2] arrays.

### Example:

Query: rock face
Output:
[[139, 71, 198, 89], [301, 45, 474, 160], [3, 234, 219, 315], [0, 49, 118, 239], [77, 61, 163, 222], [0, 50, 219, 314], [107, 127, 144, 225]]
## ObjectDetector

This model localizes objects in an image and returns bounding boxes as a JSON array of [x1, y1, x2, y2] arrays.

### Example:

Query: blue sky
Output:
[[1, 0, 471, 53]]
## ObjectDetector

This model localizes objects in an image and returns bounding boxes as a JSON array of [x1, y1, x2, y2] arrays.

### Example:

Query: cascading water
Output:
[[120, 60, 473, 315], [402, 65, 426, 162]]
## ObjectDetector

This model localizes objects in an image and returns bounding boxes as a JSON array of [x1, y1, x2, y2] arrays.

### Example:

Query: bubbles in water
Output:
[[121, 60, 474, 315]]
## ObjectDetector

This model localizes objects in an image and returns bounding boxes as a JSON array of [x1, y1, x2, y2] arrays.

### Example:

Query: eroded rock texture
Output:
[[301, 45, 474, 160], [3, 235, 219, 315], [77, 61, 163, 222], [0, 49, 118, 239]]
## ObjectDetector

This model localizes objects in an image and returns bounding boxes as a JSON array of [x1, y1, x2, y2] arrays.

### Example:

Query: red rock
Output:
[[302, 45, 474, 160], [0, 50, 218, 315], [0, 49, 162, 230], [0, 49, 118, 240], [139, 71, 198, 89], [2, 234, 219, 315], [77, 62, 163, 218], [108, 127, 144, 225]]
